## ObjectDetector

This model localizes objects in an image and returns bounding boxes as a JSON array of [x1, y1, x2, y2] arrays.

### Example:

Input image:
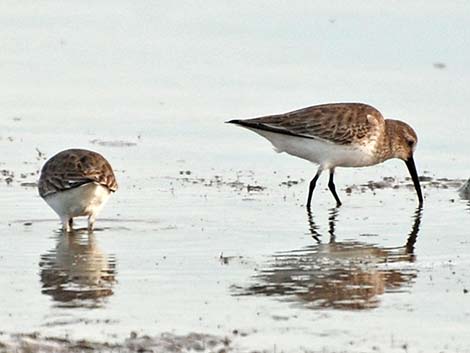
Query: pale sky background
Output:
[[1, 1, 469, 175]]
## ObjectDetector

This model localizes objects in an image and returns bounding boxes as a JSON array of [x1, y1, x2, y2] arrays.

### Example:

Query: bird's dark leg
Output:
[[306, 169, 322, 209], [328, 170, 342, 207], [87, 215, 96, 232]]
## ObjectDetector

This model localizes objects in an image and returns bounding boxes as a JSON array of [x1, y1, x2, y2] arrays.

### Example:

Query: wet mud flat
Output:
[[1, 164, 470, 353], [2, 0, 470, 350], [2, 106, 470, 353], [0, 331, 234, 353]]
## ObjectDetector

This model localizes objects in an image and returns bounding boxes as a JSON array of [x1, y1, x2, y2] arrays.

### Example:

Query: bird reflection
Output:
[[307, 207, 339, 243], [237, 207, 422, 310], [39, 229, 116, 308], [458, 180, 470, 211]]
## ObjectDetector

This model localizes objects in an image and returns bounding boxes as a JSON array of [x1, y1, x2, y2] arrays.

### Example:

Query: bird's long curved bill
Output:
[[405, 156, 423, 205]]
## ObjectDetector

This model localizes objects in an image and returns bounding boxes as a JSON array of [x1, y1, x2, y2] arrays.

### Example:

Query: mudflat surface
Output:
[[1, 2, 470, 352]]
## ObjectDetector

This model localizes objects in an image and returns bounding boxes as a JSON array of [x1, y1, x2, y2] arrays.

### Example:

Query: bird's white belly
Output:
[[251, 129, 377, 169], [43, 182, 111, 220]]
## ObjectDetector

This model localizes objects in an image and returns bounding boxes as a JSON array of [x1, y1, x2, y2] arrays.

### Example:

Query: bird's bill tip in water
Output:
[[405, 156, 424, 205]]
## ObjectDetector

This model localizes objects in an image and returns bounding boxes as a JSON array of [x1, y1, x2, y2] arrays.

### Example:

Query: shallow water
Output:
[[1, 1, 470, 352], [235, 207, 422, 311]]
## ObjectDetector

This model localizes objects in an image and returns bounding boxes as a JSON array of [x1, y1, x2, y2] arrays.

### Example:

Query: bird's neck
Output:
[[375, 120, 396, 162]]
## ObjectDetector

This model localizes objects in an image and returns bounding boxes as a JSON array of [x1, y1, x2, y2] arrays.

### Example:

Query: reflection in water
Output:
[[308, 207, 339, 243], [237, 207, 423, 310], [458, 180, 470, 211], [39, 230, 117, 308]]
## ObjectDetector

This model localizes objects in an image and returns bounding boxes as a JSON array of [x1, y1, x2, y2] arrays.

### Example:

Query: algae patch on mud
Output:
[[0, 332, 233, 353]]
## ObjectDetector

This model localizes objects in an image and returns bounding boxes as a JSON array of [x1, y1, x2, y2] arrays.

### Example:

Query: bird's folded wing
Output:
[[38, 150, 118, 197], [245, 103, 384, 145], [39, 175, 94, 196]]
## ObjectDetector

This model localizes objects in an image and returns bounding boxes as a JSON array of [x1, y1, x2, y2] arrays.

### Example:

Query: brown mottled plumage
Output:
[[39, 149, 118, 198], [38, 149, 118, 231], [227, 102, 423, 207], [240, 103, 383, 146]]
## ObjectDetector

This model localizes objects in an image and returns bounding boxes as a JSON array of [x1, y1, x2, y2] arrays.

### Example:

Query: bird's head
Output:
[[387, 119, 418, 161], [386, 119, 423, 205]]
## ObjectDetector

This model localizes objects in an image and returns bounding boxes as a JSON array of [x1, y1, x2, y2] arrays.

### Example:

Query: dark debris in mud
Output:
[[0, 136, 15, 142], [169, 171, 268, 193], [35, 148, 47, 161], [0, 169, 15, 185], [90, 139, 137, 147], [0, 168, 39, 187], [169, 170, 467, 201], [344, 175, 466, 194], [280, 178, 304, 187], [0, 148, 44, 187], [0, 331, 234, 353], [219, 253, 247, 265]]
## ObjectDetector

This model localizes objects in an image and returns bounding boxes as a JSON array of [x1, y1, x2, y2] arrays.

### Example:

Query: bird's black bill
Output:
[[405, 157, 423, 206]]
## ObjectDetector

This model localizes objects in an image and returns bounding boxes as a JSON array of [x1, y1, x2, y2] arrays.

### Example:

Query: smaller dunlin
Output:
[[38, 149, 118, 231], [227, 102, 423, 208]]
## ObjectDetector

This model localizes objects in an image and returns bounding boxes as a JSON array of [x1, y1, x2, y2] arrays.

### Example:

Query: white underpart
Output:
[[43, 182, 111, 231], [246, 128, 378, 170]]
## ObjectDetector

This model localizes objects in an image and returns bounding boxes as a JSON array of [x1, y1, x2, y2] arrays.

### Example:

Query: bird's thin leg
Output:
[[328, 169, 342, 207], [306, 168, 322, 209], [87, 215, 95, 232], [61, 217, 71, 232]]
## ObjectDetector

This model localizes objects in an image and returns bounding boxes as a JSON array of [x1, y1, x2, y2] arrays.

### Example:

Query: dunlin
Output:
[[38, 149, 118, 231], [227, 103, 423, 207]]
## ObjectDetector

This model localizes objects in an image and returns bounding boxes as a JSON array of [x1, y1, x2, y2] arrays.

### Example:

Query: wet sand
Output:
[[0, 331, 233, 353], [1, 147, 470, 352]]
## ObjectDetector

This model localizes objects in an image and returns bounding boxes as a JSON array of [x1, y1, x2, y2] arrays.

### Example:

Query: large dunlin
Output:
[[38, 149, 118, 231], [228, 103, 423, 207]]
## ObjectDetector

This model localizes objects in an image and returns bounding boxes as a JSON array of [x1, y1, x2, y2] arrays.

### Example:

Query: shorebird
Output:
[[38, 149, 118, 231], [227, 103, 423, 208]]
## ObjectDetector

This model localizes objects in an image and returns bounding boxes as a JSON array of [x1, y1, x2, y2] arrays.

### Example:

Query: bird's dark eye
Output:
[[407, 140, 414, 147]]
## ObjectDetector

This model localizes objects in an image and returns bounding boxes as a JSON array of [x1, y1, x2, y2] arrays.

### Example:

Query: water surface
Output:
[[1, 1, 470, 352]]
